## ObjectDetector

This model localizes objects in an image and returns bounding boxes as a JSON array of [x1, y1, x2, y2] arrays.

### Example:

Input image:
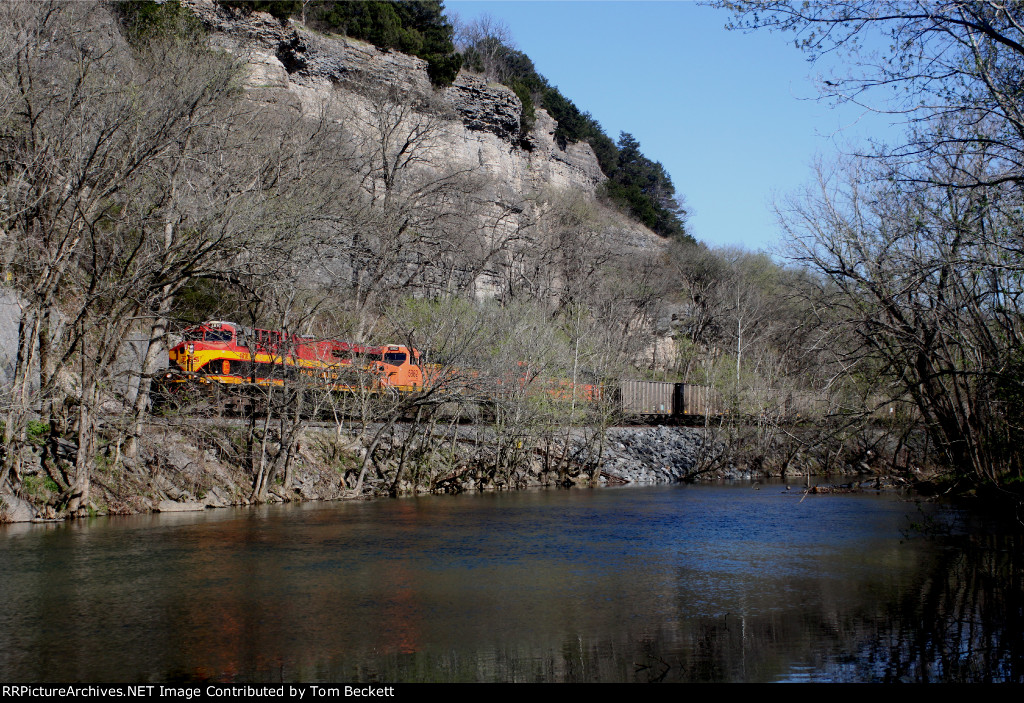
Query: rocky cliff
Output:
[[183, 0, 608, 196]]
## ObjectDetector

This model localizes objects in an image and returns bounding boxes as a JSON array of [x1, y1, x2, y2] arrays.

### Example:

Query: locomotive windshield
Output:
[[383, 352, 407, 365], [181, 327, 233, 343]]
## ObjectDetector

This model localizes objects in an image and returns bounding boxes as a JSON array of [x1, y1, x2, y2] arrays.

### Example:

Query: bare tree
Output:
[[779, 153, 1024, 484], [453, 13, 517, 83], [322, 85, 490, 338], [0, 1, 367, 511], [0, 1, 248, 500]]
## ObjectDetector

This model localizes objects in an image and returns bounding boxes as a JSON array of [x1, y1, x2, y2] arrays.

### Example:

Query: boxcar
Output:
[[619, 379, 676, 416], [617, 379, 722, 418]]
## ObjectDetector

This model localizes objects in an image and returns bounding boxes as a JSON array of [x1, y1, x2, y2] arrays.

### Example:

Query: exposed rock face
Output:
[[600, 427, 712, 483], [447, 72, 521, 142], [182, 0, 605, 193], [174, 2, 670, 305]]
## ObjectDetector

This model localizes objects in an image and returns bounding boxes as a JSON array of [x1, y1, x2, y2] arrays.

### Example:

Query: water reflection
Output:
[[838, 528, 1024, 683], [0, 485, 1021, 682]]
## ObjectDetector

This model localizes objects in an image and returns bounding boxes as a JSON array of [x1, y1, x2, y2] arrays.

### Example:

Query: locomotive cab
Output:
[[167, 321, 244, 376], [376, 344, 422, 390]]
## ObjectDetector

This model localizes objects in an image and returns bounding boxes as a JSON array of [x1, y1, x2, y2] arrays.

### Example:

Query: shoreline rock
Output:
[[0, 420, 931, 525]]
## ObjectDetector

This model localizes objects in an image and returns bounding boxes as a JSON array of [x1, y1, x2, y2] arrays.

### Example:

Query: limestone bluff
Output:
[[180, 0, 659, 242]]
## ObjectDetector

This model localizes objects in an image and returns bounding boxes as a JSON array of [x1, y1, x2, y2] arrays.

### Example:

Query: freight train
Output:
[[160, 320, 851, 421], [162, 319, 606, 403]]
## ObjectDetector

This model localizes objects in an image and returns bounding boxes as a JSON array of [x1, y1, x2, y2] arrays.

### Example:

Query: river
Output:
[[1, 483, 1021, 683]]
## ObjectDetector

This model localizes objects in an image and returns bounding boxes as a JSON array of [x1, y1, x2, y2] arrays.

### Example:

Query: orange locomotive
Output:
[[163, 320, 423, 393]]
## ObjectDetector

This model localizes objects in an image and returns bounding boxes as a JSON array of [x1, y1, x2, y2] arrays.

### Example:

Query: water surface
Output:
[[1, 483, 1019, 682]]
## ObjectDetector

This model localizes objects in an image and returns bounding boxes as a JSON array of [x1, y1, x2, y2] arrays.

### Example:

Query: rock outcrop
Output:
[[182, 0, 606, 195]]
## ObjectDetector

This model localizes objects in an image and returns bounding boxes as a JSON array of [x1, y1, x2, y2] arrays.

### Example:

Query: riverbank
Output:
[[0, 418, 935, 523]]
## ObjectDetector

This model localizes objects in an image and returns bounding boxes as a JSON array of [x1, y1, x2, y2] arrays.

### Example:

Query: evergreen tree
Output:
[[600, 133, 689, 241]]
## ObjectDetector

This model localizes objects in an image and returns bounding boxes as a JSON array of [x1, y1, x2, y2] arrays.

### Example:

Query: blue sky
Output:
[[446, 0, 900, 254]]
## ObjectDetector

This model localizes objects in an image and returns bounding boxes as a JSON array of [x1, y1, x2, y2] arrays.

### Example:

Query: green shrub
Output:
[[26, 421, 49, 447], [118, 1, 206, 42], [22, 475, 58, 497], [509, 80, 535, 136]]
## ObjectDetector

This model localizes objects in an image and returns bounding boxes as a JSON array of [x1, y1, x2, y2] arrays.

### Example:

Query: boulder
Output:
[[0, 493, 36, 522]]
